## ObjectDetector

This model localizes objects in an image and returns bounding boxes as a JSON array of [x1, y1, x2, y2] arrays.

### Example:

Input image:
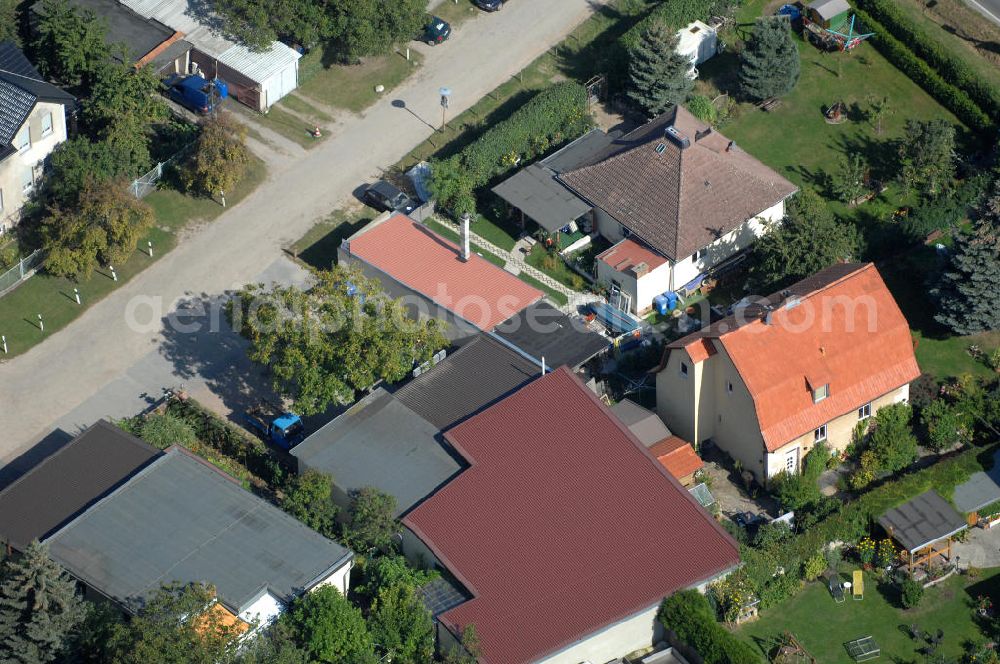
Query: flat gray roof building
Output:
[[45, 447, 353, 614]]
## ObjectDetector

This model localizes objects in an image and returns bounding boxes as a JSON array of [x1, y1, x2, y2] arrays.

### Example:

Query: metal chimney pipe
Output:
[[541, 356, 546, 375], [460, 213, 471, 262]]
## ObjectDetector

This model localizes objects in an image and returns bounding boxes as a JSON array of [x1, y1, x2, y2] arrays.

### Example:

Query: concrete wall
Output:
[[656, 349, 707, 445], [0, 100, 68, 232], [537, 603, 663, 664], [635, 262, 674, 315], [594, 207, 624, 244], [311, 558, 353, 596], [766, 384, 911, 478]]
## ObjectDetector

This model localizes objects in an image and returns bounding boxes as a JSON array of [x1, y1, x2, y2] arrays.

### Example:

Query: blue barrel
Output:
[[653, 294, 670, 316], [665, 291, 679, 311]]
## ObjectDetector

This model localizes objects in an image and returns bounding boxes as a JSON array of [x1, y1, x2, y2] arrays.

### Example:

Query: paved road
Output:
[[965, 0, 1000, 26], [0, 0, 605, 481]]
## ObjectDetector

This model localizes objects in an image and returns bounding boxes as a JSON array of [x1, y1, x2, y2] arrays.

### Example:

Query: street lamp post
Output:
[[439, 87, 452, 133]]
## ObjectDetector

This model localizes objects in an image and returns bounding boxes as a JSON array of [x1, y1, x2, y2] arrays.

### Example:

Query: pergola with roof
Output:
[[878, 490, 967, 573]]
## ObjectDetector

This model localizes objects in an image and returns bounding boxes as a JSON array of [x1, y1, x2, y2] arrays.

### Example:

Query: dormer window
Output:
[[812, 383, 829, 403]]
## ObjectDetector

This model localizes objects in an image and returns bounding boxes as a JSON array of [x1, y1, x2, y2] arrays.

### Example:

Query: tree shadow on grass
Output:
[[295, 217, 371, 271]]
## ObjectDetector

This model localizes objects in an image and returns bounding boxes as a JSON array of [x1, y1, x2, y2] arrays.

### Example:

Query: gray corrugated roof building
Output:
[[293, 389, 462, 517], [878, 490, 967, 552], [492, 301, 609, 370], [610, 399, 672, 447], [45, 447, 353, 613], [0, 420, 159, 551]]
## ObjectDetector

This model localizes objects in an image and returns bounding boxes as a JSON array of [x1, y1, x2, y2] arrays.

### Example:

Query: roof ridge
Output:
[[0, 67, 46, 85]]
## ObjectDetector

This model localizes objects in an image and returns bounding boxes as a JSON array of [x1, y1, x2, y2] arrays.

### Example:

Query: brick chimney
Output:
[[460, 213, 471, 262]]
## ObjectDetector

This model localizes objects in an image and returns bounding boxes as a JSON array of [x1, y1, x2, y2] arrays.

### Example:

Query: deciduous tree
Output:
[[345, 486, 399, 554], [46, 137, 147, 207], [428, 156, 477, 217], [43, 178, 154, 279], [229, 265, 447, 415], [281, 469, 339, 538], [738, 16, 800, 102], [0, 541, 85, 664], [626, 21, 694, 117], [85, 60, 167, 139], [328, 0, 426, 63], [182, 114, 252, 202], [368, 584, 434, 664], [865, 94, 892, 135], [1, 0, 20, 45], [747, 190, 859, 293], [868, 403, 918, 473], [284, 586, 375, 664], [933, 188, 1000, 335], [830, 153, 869, 205], [898, 118, 955, 197]]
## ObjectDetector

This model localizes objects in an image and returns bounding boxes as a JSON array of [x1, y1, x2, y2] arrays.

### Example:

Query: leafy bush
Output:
[[687, 95, 717, 124], [922, 398, 974, 451], [802, 552, 826, 581], [658, 591, 763, 664], [852, 8, 991, 132], [284, 586, 375, 664], [134, 412, 198, 448], [282, 469, 339, 538], [899, 575, 924, 608], [855, 0, 1000, 125], [868, 403, 919, 473]]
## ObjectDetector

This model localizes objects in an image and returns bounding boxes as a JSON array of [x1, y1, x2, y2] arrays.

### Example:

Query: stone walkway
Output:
[[953, 523, 1000, 569], [435, 216, 601, 314]]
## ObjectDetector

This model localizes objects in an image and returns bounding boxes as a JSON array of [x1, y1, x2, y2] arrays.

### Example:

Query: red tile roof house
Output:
[[338, 213, 543, 341], [654, 263, 921, 484], [401, 367, 740, 664], [558, 105, 797, 315]]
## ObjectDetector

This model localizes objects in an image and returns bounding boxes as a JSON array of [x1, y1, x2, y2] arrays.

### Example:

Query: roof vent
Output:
[[763, 305, 774, 325], [664, 126, 690, 149], [695, 127, 712, 141], [655, 142, 666, 154], [726, 140, 737, 152]]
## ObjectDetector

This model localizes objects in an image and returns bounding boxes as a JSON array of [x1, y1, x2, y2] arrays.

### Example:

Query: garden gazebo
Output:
[[878, 490, 967, 573]]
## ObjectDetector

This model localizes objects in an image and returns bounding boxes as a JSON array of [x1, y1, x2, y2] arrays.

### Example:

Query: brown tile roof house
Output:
[[560, 106, 797, 261], [404, 367, 739, 664]]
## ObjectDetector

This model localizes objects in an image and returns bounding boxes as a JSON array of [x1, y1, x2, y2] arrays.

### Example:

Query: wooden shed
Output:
[[805, 0, 852, 28]]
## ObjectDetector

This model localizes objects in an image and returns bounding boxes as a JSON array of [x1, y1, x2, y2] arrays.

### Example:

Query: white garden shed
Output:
[[675, 20, 719, 67]]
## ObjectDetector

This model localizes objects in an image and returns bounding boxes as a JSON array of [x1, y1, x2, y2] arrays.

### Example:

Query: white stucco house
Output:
[[0, 41, 75, 234]]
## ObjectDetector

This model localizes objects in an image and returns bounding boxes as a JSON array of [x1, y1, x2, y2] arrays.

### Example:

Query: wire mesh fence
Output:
[[129, 141, 195, 199], [0, 249, 45, 297]]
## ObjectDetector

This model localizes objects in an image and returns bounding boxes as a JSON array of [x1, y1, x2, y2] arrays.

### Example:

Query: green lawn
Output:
[[248, 104, 325, 149], [0, 158, 266, 360], [525, 244, 586, 291], [429, 0, 483, 30], [290, 208, 376, 270], [297, 46, 424, 114], [738, 568, 1000, 663], [518, 272, 569, 306]]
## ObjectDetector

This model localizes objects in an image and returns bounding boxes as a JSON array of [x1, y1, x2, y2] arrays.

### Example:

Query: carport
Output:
[[879, 490, 967, 573]]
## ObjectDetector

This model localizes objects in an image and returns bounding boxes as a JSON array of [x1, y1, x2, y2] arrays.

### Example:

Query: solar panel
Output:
[[418, 576, 469, 618]]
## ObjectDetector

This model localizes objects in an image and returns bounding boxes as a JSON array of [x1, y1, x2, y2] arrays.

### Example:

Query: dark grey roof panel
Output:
[[541, 127, 623, 173], [419, 574, 471, 618], [394, 335, 540, 430], [610, 399, 671, 447], [65, 0, 174, 63], [0, 420, 159, 551], [45, 449, 352, 612], [0, 78, 38, 146], [878, 490, 966, 552], [492, 164, 592, 233], [293, 389, 461, 516], [492, 301, 609, 371], [0, 42, 75, 146]]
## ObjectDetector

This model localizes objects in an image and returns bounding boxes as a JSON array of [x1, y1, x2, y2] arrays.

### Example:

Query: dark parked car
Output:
[[474, 0, 503, 10], [424, 17, 451, 44], [363, 181, 416, 213]]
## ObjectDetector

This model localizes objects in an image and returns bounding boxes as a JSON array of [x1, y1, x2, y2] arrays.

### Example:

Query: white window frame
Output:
[[858, 402, 872, 420], [812, 383, 829, 403], [16, 126, 30, 153], [693, 248, 705, 262], [41, 112, 53, 137], [814, 424, 828, 442], [0, 188, 4, 213], [680, 361, 689, 378], [785, 448, 798, 473], [21, 168, 33, 193]]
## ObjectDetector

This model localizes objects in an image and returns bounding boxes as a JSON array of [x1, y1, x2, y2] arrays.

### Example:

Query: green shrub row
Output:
[[620, 0, 723, 52], [164, 396, 291, 491], [459, 81, 590, 186], [855, 0, 1000, 124], [853, 8, 991, 132]]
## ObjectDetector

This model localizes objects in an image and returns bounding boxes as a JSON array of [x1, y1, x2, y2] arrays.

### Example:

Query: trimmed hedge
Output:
[[621, 0, 723, 52], [459, 81, 590, 186], [855, 0, 1000, 125], [659, 591, 762, 664], [853, 8, 991, 132]]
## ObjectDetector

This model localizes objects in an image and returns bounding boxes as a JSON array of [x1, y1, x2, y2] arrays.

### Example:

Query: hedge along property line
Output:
[[854, 0, 1000, 126], [780, 445, 988, 566], [458, 81, 591, 187], [853, 8, 992, 132], [619, 0, 725, 51]]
